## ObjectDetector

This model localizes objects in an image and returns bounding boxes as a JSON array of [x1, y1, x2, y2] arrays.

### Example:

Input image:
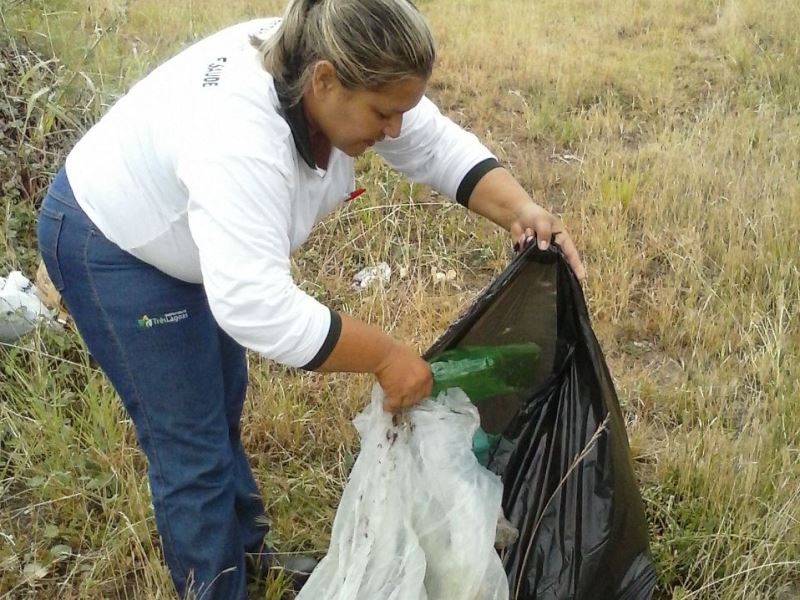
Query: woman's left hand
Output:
[[509, 202, 586, 280], [466, 167, 586, 281]]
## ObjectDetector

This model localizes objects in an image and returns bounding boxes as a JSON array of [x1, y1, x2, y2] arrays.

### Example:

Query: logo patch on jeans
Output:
[[137, 309, 188, 329]]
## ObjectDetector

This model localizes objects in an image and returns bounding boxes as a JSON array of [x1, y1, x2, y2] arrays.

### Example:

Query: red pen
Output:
[[345, 187, 366, 202]]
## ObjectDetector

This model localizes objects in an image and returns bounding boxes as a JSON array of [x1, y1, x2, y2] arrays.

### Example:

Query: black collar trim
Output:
[[274, 79, 316, 170]]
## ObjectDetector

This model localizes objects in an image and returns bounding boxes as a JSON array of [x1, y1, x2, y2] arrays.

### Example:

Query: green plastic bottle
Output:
[[429, 343, 541, 402], [428, 343, 540, 465]]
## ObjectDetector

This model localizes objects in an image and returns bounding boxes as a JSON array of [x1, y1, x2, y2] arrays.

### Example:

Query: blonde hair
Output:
[[253, 0, 435, 106]]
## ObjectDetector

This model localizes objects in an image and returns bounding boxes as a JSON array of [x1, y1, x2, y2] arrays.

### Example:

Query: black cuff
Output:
[[455, 157, 501, 208], [300, 309, 343, 371]]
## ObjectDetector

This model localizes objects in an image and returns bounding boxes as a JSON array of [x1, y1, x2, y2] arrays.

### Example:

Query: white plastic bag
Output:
[[298, 386, 509, 600], [352, 262, 392, 289], [0, 271, 54, 342]]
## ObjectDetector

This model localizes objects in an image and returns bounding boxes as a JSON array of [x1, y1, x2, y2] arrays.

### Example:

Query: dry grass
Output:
[[1, 0, 799, 598]]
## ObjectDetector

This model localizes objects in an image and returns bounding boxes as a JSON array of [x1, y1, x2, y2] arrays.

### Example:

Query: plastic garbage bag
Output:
[[425, 244, 657, 600], [0, 271, 54, 342], [297, 386, 509, 600]]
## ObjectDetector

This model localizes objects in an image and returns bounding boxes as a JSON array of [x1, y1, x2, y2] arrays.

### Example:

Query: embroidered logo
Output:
[[137, 309, 189, 329]]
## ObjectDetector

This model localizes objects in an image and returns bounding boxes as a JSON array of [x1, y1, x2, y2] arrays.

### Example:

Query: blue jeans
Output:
[[37, 168, 267, 599]]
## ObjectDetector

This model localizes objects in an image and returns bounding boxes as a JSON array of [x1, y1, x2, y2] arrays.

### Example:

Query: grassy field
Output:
[[1, 0, 799, 598]]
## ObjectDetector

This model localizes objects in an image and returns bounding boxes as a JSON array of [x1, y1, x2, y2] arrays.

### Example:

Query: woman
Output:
[[37, 0, 585, 598]]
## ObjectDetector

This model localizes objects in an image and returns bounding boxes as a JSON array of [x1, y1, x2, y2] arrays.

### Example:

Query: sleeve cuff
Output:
[[455, 157, 501, 207], [300, 308, 342, 371]]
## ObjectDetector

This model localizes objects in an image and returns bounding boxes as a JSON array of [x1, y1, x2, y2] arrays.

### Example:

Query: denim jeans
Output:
[[37, 168, 268, 599]]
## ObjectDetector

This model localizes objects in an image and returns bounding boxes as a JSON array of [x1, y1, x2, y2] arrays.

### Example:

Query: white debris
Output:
[[432, 267, 458, 286], [0, 271, 55, 342], [495, 513, 519, 549], [353, 262, 392, 289]]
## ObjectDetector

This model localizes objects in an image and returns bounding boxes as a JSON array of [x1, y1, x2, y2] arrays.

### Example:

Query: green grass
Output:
[[2, 0, 799, 598]]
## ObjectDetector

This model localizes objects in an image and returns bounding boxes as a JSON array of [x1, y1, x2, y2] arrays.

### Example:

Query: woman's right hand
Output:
[[316, 313, 432, 412], [375, 341, 433, 413]]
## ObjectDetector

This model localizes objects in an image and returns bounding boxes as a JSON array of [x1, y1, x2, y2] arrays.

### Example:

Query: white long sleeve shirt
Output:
[[65, 18, 498, 368]]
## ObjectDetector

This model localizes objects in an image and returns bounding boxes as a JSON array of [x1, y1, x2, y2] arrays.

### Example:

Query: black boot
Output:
[[246, 546, 318, 592]]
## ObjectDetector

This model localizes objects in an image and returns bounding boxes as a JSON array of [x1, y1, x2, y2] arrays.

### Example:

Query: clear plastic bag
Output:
[[297, 386, 509, 600]]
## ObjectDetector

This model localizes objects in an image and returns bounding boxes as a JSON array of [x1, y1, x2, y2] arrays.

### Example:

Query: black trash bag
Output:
[[425, 244, 657, 600]]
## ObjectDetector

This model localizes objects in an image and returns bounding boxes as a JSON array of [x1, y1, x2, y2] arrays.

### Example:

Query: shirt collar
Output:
[[274, 79, 316, 170]]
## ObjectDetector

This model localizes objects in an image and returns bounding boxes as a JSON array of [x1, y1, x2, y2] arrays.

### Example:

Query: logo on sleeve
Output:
[[201, 57, 228, 88]]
